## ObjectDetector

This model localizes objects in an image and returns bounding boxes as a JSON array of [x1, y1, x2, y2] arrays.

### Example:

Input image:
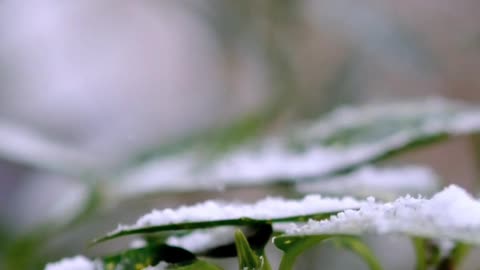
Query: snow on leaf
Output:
[[44, 256, 97, 270], [280, 185, 480, 245], [111, 98, 480, 199], [296, 165, 440, 200], [96, 195, 362, 243]]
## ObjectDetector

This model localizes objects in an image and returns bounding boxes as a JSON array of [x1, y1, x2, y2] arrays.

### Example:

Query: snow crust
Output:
[[112, 98, 480, 198], [44, 256, 95, 270], [111, 195, 362, 234], [285, 185, 480, 244], [296, 166, 440, 200]]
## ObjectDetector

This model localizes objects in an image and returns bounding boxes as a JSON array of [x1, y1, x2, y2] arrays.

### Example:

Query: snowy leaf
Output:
[[296, 165, 440, 200], [94, 195, 361, 243], [277, 185, 480, 245], [111, 98, 480, 198]]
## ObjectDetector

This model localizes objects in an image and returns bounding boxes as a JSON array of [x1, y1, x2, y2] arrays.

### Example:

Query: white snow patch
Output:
[[167, 227, 237, 253], [129, 238, 147, 249], [296, 166, 440, 200], [142, 262, 168, 270], [112, 98, 480, 198], [111, 195, 362, 234], [285, 185, 480, 244], [44, 256, 95, 270]]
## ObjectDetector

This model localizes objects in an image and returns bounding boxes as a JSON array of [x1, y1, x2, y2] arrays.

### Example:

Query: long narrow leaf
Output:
[[94, 195, 361, 243]]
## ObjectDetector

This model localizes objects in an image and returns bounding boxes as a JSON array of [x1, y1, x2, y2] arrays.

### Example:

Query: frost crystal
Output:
[[44, 256, 95, 270], [296, 166, 440, 200], [286, 185, 480, 244], [111, 195, 362, 234]]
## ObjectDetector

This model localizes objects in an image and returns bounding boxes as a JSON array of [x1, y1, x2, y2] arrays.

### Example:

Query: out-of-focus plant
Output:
[[4, 98, 479, 269]]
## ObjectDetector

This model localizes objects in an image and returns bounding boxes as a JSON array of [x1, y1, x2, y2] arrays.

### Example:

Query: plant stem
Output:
[[412, 238, 427, 270]]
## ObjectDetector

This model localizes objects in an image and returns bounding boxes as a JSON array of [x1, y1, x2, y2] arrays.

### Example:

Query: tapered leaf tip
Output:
[[235, 229, 261, 269]]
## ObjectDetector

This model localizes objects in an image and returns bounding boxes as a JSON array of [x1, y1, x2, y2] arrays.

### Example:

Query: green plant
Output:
[[10, 98, 480, 270]]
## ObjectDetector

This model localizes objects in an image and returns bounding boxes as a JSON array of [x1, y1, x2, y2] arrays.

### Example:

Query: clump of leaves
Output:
[[15, 98, 480, 269]]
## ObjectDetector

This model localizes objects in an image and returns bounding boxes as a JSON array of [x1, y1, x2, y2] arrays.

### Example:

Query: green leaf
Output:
[[273, 235, 382, 270], [235, 230, 261, 269]]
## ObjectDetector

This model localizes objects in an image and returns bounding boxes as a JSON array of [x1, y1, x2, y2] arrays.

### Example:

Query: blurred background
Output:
[[0, 0, 480, 269]]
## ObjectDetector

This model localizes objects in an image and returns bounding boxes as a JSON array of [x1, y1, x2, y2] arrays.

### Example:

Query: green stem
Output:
[[412, 238, 427, 270]]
